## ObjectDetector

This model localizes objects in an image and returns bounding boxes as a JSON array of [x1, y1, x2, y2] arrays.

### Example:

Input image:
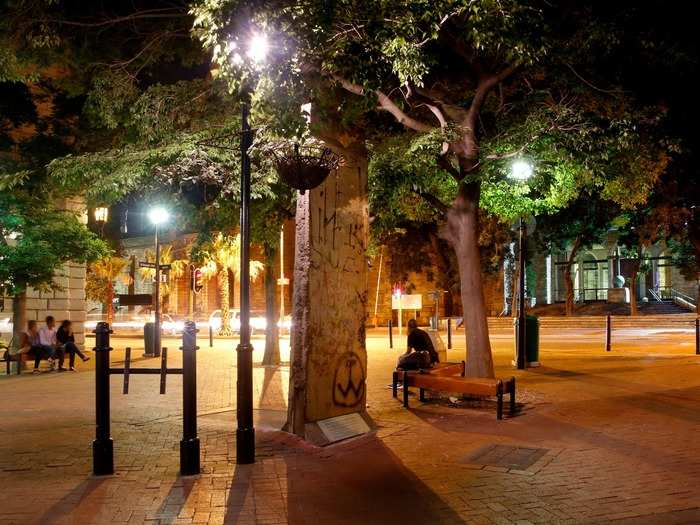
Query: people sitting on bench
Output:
[[397, 319, 440, 370], [57, 320, 89, 371], [19, 320, 56, 374], [39, 316, 64, 371]]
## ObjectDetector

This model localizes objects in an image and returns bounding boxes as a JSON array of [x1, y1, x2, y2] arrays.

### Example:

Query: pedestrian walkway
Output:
[[1, 327, 699, 524]]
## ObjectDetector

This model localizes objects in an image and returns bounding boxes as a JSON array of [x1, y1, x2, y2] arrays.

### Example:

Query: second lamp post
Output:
[[148, 207, 169, 358], [510, 160, 533, 370]]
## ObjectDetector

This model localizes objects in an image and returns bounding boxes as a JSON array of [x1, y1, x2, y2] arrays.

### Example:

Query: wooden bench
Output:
[[392, 361, 516, 420], [2, 343, 59, 375], [0, 339, 12, 375]]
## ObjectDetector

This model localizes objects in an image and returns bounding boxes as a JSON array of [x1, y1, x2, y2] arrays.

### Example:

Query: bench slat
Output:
[[409, 375, 500, 396]]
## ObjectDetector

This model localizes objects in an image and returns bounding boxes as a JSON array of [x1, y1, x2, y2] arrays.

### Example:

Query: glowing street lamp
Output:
[[510, 160, 534, 181], [247, 33, 269, 63], [94, 206, 109, 224], [509, 160, 533, 370], [94, 206, 109, 235], [231, 31, 270, 465], [148, 206, 170, 358]]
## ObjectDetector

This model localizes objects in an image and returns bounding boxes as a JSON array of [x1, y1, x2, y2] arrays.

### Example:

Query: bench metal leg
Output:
[[509, 377, 516, 415], [496, 380, 504, 420], [461, 360, 466, 377], [402, 371, 409, 408], [419, 388, 425, 402], [392, 371, 398, 398]]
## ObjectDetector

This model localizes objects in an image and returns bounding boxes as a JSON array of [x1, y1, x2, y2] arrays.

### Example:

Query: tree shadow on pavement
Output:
[[222, 432, 467, 525], [287, 435, 467, 524]]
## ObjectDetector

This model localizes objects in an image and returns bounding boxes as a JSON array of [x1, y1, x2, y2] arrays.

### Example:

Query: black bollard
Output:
[[447, 318, 452, 350], [606, 315, 611, 352], [389, 319, 393, 349], [93, 322, 114, 476], [209, 324, 213, 348], [180, 321, 200, 475], [159, 348, 168, 395], [696, 318, 699, 356]]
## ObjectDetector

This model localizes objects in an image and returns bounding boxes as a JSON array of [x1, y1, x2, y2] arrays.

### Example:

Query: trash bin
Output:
[[525, 315, 540, 367], [143, 322, 159, 357]]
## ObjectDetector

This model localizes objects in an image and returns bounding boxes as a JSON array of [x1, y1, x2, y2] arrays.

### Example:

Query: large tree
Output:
[[0, 190, 108, 346], [193, 1, 671, 378]]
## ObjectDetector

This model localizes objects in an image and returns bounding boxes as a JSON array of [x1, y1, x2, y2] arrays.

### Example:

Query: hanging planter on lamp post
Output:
[[267, 140, 342, 193]]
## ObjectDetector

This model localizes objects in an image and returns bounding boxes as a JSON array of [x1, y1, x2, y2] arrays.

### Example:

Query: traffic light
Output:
[[191, 266, 204, 294]]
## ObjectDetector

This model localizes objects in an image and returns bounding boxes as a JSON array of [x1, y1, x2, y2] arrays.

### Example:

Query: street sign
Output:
[[139, 261, 171, 270], [277, 277, 290, 286], [118, 294, 153, 306], [392, 294, 422, 310]]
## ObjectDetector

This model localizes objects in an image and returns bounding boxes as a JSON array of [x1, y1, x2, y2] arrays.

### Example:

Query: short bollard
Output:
[[180, 321, 200, 475], [93, 322, 114, 476], [209, 325, 213, 348], [605, 315, 611, 352], [447, 318, 452, 349], [695, 318, 699, 356], [389, 319, 393, 349], [159, 347, 168, 394]]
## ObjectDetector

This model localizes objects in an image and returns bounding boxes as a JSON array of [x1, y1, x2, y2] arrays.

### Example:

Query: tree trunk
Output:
[[262, 244, 281, 366], [11, 292, 27, 350], [128, 256, 136, 313], [629, 249, 642, 316], [106, 282, 114, 325], [445, 181, 494, 378], [629, 267, 639, 316], [510, 261, 519, 318], [689, 236, 700, 310], [564, 237, 582, 316], [219, 269, 232, 336]]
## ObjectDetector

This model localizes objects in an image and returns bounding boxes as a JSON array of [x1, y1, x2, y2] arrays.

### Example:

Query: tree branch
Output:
[[44, 9, 188, 28], [465, 64, 519, 131], [564, 63, 624, 95], [331, 74, 433, 132], [411, 186, 449, 214], [437, 155, 461, 180]]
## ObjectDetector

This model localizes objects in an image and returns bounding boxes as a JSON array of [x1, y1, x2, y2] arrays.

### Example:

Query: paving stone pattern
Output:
[[1, 326, 700, 524]]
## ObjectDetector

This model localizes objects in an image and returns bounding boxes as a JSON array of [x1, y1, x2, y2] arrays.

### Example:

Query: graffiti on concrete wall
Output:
[[332, 351, 366, 407]]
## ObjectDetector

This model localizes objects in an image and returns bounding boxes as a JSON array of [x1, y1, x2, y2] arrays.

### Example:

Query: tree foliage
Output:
[[0, 192, 108, 296]]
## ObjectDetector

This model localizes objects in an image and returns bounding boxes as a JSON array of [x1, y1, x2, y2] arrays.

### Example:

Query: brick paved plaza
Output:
[[1, 325, 699, 525]]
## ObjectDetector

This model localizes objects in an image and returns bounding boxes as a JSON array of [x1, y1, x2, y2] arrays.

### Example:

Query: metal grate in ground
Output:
[[464, 444, 549, 470]]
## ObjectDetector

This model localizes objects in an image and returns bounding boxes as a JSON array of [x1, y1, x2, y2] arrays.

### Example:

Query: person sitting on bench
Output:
[[397, 319, 440, 370], [57, 320, 89, 371], [39, 316, 63, 371], [19, 320, 56, 374]]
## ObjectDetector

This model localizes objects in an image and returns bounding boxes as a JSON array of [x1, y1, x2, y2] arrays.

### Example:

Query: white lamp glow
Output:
[[94, 206, 109, 223], [510, 160, 533, 181], [148, 207, 169, 225], [247, 33, 269, 63]]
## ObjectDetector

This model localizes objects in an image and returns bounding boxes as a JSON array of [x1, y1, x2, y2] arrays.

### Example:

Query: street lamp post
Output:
[[237, 91, 255, 464], [510, 160, 533, 370], [148, 207, 169, 358], [236, 32, 269, 465], [516, 217, 527, 369], [94, 206, 109, 235]]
